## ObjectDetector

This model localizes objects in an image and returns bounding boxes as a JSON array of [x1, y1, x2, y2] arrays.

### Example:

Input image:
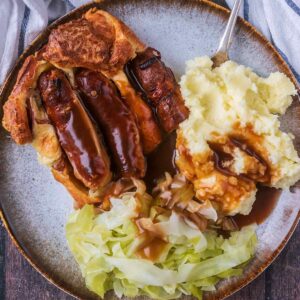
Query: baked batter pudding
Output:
[[177, 56, 300, 215], [2, 8, 188, 208]]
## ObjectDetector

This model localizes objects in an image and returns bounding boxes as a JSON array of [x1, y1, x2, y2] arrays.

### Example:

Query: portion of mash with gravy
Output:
[[176, 56, 300, 216]]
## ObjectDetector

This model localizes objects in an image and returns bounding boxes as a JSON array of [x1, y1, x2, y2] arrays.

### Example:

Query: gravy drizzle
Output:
[[145, 133, 280, 228], [135, 134, 177, 261], [208, 137, 269, 182], [144, 132, 177, 191], [134, 216, 169, 262], [135, 233, 169, 262], [137, 131, 280, 260], [233, 186, 281, 228]]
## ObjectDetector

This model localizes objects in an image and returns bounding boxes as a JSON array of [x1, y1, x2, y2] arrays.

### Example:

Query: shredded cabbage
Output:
[[66, 195, 257, 300]]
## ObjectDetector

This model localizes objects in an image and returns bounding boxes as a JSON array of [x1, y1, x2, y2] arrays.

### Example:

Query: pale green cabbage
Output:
[[66, 194, 257, 300]]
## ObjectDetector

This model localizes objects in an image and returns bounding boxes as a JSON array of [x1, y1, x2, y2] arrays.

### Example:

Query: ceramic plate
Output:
[[0, 1, 299, 299]]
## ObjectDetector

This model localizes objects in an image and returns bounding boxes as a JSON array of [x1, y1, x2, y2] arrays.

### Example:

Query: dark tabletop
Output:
[[0, 0, 299, 299], [0, 223, 299, 300]]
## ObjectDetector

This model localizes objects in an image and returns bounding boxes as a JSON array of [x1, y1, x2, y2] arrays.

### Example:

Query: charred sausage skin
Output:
[[76, 69, 146, 179], [38, 69, 111, 190], [112, 71, 162, 154], [126, 47, 189, 133]]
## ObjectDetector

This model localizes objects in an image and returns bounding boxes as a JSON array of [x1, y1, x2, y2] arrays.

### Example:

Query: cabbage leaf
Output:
[[66, 196, 257, 300]]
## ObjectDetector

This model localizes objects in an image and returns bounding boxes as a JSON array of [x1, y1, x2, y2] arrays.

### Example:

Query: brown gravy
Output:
[[208, 141, 236, 177], [208, 138, 269, 182], [233, 186, 281, 228], [135, 219, 169, 262], [145, 132, 281, 228], [62, 95, 102, 177], [135, 235, 169, 261], [137, 132, 281, 260], [144, 132, 177, 191]]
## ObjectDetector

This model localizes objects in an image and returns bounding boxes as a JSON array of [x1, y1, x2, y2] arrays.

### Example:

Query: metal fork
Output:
[[211, 0, 243, 67]]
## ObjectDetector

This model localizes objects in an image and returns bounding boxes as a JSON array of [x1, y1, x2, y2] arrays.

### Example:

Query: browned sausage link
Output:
[[112, 72, 162, 154], [76, 69, 146, 179], [38, 69, 111, 189], [125, 47, 189, 132]]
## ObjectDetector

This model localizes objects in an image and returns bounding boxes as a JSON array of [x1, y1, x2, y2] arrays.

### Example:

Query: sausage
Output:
[[76, 69, 146, 178], [38, 69, 111, 190], [125, 47, 189, 133], [112, 71, 162, 154]]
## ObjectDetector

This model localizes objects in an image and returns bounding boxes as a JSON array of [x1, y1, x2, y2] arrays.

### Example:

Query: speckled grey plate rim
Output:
[[0, 1, 299, 300]]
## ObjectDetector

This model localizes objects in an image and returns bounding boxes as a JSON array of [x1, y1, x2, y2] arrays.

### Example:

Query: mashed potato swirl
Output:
[[177, 56, 300, 215]]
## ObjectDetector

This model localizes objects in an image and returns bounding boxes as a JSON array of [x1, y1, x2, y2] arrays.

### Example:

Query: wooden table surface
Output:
[[0, 222, 299, 300], [0, 0, 299, 299]]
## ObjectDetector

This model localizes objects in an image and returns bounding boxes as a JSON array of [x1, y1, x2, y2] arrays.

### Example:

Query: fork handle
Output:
[[216, 0, 243, 54]]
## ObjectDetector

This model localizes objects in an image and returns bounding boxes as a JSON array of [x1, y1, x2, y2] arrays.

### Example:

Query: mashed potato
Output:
[[176, 56, 299, 216]]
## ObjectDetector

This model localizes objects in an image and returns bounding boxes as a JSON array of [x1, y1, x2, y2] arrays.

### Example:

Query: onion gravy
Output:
[[146, 132, 280, 227], [233, 186, 281, 228], [144, 132, 177, 191]]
